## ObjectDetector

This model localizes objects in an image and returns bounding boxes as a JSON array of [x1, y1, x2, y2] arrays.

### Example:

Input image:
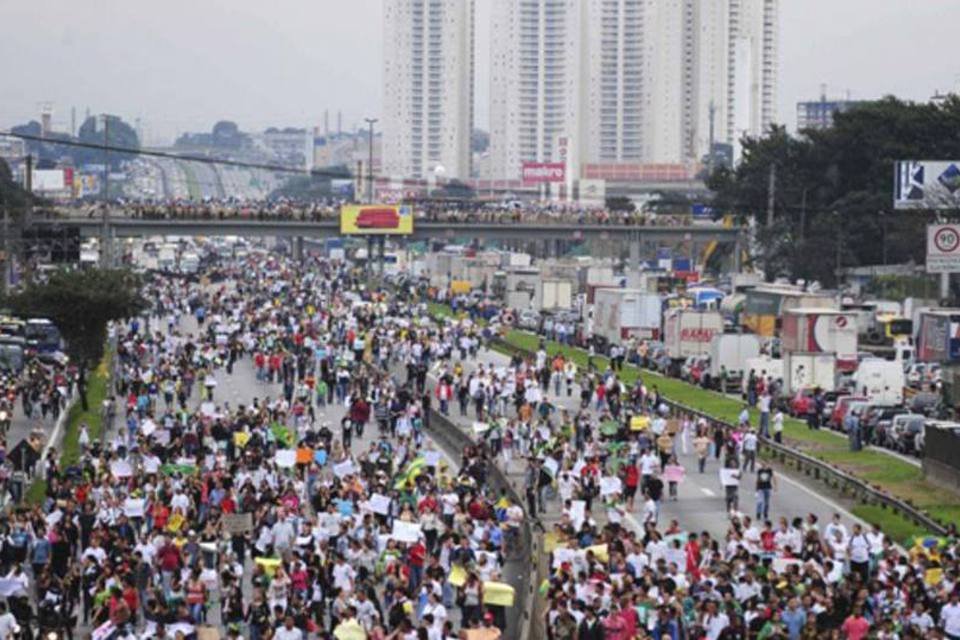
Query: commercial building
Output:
[[797, 96, 865, 131], [382, 0, 475, 181]]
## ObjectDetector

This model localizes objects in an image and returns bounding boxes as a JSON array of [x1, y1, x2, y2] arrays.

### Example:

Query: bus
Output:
[[25, 319, 63, 355]]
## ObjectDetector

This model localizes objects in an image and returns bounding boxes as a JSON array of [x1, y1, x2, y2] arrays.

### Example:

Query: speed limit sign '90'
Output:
[[927, 224, 960, 273]]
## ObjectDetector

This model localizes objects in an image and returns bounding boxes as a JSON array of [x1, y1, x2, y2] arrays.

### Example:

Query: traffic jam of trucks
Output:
[[418, 248, 960, 461]]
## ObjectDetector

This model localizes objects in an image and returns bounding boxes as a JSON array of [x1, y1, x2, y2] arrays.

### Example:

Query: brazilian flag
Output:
[[393, 456, 427, 490], [160, 463, 197, 476]]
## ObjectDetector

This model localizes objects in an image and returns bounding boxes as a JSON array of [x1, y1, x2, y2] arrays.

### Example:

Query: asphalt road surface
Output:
[[434, 346, 874, 540]]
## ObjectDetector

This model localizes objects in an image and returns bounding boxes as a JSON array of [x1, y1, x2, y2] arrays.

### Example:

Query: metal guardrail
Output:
[[490, 337, 948, 536], [423, 409, 535, 640]]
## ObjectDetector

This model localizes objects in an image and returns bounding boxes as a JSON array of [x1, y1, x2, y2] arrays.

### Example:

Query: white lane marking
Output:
[[774, 470, 869, 528], [700, 487, 716, 497]]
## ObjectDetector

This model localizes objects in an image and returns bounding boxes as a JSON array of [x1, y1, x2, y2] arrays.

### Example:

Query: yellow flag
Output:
[[255, 557, 282, 577], [630, 416, 650, 431], [585, 544, 609, 563], [448, 564, 467, 587]]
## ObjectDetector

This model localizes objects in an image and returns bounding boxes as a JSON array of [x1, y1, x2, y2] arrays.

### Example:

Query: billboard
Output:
[[917, 312, 955, 362], [340, 205, 413, 235], [895, 160, 960, 210], [522, 162, 565, 185], [578, 179, 606, 206]]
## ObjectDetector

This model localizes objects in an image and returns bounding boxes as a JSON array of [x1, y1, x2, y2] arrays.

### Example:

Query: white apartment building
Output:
[[584, 0, 646, 163], [488, 0, 778, 176], [382, 0, 474, 181], [488, 0, 585, 186]]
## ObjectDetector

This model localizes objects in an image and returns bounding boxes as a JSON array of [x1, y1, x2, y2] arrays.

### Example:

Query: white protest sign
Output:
[[110, 460, 133, 478], [274, 449, 297, 468], [369, 493, 391, 516], [200, 402, 217, 417], [390, 520, 422, 543], [569, 500, 586, 530], [332, 459, 356, 478], [543, 458, 559, 478], [123, 498, 146, 518], [599, 476, 622, 497], [141, 419, 157, 437], [424, 451, 441, 467]]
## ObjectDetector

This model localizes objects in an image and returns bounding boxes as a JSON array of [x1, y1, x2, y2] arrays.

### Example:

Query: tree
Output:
[[707, 98, 956, 285], [4, 269, 147, 366], [434, 179, 475, 200], [269, 165, 352, 201], [76, 115, 140, 169], [605, 196, 635, 213]]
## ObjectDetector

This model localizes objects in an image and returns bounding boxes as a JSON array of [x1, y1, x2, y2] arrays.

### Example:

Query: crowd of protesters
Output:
[[415, 296, 960, 640], [50, 200, 701, 228], [0, 255, 534, 640]]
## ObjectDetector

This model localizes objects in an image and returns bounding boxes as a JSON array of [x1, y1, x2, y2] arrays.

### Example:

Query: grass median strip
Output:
[[425, 305, 954, 540]]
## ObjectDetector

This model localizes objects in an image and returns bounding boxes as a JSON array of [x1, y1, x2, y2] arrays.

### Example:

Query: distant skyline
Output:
[[2, 0, 959, 146]]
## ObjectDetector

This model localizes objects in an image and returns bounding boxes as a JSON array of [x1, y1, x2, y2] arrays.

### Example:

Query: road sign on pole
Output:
[[927, 224, 960, 273]]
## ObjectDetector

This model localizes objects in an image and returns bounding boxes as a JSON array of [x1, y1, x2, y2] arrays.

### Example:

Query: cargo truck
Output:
[[592, 288, 663, 349], [707, 334, 761, 390], [852, 358, 906, 405], [783, 352, 836, 394], [916, 309, 960, 362], [781, 308, 859, 372], [663, 308, 724, 374]]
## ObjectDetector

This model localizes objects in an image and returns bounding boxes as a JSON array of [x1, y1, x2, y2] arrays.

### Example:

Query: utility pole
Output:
[[707, 100, 716, 174], [1, 196, 8, 296], [766, 163, 776, 227], [364, 118, 378, 203], [101, 115, 111, 268]]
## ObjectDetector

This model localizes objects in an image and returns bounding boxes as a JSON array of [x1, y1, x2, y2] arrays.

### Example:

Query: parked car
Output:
[[862, 405, 907, 446], [831, 395, 867, 430], [517, 310, 539, 331], [907, 391, 940, 417], [887, 414, 926, 454], [790, 389, 816, 417]]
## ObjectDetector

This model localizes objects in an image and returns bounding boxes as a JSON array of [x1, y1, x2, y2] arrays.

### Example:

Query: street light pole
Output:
[[364, 118, 377, 203]]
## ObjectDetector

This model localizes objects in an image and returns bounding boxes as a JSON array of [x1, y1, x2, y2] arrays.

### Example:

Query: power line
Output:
[[0, 131, 335, 178], [0, 130, 540, 200]]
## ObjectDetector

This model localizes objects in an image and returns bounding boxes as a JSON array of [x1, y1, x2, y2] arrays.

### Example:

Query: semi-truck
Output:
[[781, 308, 859, 372], [592, 288, 663, 349]]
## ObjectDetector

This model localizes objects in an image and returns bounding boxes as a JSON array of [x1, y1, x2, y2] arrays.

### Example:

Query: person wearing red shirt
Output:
[[685, 534, 702, 582], [840, 605, 871, 640], [624, 463, 640, 510], [418, 494, 438, 515], [407, 540, 426, 591]]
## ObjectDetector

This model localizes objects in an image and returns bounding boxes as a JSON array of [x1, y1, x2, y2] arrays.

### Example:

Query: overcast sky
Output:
[[2, 0, 958, 146]]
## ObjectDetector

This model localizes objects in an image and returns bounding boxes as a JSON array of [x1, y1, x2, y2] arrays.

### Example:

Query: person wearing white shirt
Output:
[[0, 602, 18, 640], [274, 615, 303, 640], [941, 592, 960, 639], [847, 524, 871, 583]]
